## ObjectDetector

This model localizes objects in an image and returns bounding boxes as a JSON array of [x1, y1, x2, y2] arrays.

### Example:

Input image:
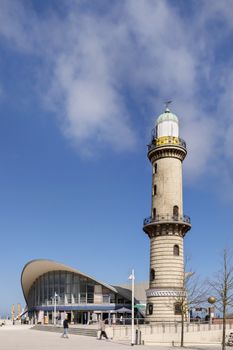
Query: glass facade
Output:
[[22, 261, 136, 325], [27, 270, 117, 309]]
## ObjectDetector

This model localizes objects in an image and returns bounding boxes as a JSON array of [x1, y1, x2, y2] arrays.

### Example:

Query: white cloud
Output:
[[0, 0, 233, 190]]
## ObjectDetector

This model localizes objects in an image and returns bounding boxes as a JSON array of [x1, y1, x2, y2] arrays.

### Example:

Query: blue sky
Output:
[[0, 0, 233, 316]]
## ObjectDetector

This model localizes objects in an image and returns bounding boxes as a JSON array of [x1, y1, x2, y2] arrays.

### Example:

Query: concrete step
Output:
[[31, 325, 98, 337]]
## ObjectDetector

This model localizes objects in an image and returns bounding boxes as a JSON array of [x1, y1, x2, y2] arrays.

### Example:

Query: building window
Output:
[[103, 294, 110, 303], [153, 185, 157, 195], [174, 302, 182, 315], [117, 297, 124, 304], [110, 293, 115, 303], [173, 205, 179, 218], [87, 284, 94, 303], [80, 280, 87, 303], [153, 208, 156, 219], [150, 268, 155, 281], [146, 303, 153, 315], [153, 163, 157, 174], [173, 245, 179, 256]]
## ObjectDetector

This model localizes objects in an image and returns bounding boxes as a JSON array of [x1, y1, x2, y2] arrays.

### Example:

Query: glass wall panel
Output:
[[54, 272, 59, 284], [103, 294, 110, 303], [27, 270, 118, 309], [110, 293, 115, 303], [60, 272, 65, 285], [87, 284, 94, 303]]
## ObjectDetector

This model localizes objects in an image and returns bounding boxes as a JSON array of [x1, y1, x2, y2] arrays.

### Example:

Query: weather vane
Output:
[[164, 100, 172, 109]]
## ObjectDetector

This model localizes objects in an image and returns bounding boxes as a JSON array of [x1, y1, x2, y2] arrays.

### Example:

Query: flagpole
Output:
[[129, 269, 135, 346]]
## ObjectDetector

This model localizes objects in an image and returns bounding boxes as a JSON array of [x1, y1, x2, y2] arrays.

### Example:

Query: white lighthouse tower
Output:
[[143, 106, 191, 322]]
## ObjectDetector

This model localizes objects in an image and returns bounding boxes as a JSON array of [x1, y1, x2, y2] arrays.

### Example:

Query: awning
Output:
[[116, 307, 132, 313]]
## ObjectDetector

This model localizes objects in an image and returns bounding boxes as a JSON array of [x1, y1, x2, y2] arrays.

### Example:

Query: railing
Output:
[[105, 318, 226, 326], [104, 317, 146, 326], [148, 135, 186, 151], [143, 214, 191, 226]]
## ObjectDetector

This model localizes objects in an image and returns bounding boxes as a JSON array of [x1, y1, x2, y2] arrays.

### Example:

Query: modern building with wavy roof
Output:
[[21, 259, 147, 324]]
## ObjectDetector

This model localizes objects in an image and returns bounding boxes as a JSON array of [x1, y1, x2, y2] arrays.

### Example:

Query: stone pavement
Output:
[[0, 326, 222, 350]]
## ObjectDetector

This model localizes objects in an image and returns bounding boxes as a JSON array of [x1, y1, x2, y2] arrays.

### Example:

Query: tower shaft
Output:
[[143, 109, 191, 322]]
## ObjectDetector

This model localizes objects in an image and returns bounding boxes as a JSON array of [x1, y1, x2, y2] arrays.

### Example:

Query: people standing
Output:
[[98, 320, 108, 340], [62, 318, 69, 338]]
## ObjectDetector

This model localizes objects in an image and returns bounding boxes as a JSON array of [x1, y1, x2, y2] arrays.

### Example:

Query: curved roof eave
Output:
[[21, 259, 117, 303]]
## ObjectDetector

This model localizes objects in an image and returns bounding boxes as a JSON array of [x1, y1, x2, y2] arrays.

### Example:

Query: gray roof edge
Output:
[[21, 259, 118, 303]]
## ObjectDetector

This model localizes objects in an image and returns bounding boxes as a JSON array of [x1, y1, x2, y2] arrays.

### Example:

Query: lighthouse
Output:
[[143, 106, 191, 322]]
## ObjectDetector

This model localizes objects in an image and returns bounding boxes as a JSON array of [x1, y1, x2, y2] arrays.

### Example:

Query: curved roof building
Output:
[[21, 259, 134, 324]]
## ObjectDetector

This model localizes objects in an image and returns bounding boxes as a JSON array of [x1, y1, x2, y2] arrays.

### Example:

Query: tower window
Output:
[[153, 163, 157, 174], [174, 302, 182, 315], [153, 208, 156, 219], [153, 185, 157, 195], [173, 245, 180, 256], [147, 303, 153, 315], [173, 205, 179, 218], [150, 268, 155, 281]]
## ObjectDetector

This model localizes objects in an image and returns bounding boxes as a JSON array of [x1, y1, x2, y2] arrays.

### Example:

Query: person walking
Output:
[[62, 318, 69, 338], [98, 320, 108, 340]]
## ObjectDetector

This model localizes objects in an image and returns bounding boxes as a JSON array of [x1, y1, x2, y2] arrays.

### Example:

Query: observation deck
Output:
[[147, 134, 187, 162], [148, 136, 186, 150], [143, 214, 191, 237]]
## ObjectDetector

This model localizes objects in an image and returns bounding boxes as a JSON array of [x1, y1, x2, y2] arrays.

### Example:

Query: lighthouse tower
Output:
[[143, 106, 191, 322]]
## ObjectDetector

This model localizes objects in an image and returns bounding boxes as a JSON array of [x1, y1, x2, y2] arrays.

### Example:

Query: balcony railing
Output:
[[143, 214, 191, 226], [148, 135, 186, 151]]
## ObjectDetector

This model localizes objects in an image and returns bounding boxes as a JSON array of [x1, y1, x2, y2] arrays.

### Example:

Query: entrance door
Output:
[[66, 312, 72, 323], [103, 312, 108, 320], [83, 312, 88, 324], [76, 311, 88, 324]]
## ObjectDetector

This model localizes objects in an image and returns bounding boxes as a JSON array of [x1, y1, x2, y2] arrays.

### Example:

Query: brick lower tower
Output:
[[143, 107, 191, 322]]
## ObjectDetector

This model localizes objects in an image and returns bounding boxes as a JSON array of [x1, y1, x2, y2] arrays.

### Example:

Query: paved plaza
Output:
[[0, 325, 223, 350]]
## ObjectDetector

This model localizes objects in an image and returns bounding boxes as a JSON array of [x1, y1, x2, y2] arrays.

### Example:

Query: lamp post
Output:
[[207, 296, 216, 325], [54, 292, 58, 326], [128, 269, 135, 346]]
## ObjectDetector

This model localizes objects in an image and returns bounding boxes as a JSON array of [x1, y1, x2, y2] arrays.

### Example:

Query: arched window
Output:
[[153, 185, 157, 195], [147, 303, 153, 315], [150, 268, 155, 281], [173, 205, 179, 218], [174, 302, 182, 315], [153, 208, 156, 219], [173, 245, 179, 256]]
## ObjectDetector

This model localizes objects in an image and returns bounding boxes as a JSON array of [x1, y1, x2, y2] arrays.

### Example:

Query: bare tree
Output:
[[208, 248, 233, 350], [168, 258, 208, 347], [176, 270, 208, 347]]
